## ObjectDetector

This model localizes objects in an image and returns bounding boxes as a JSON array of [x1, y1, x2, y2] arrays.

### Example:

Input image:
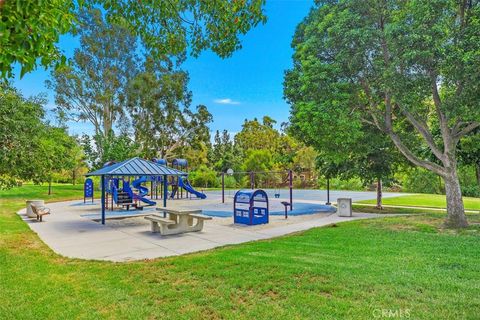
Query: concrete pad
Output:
[[18, 198, 387, 262]]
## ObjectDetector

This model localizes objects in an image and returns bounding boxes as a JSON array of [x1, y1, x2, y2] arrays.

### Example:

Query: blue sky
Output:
[[13, 0, 313, 136]]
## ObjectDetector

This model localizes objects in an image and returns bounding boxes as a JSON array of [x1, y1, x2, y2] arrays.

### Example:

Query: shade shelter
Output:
[[86, 157, 187, 224]]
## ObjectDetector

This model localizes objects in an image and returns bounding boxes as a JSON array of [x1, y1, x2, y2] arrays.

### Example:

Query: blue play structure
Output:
[[131, 176, 156, 206], [100, 160, 157, 210], [97, 157, 206, 213], [84, 178, 94, 203], [233, 189, 269, 225], [168, 158, 206, 200], [106, 177, 156, 210], [177, 176, 206, 199]]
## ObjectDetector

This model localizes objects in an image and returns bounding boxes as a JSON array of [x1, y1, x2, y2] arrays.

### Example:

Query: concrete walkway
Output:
[[18, 199, 383, 262]]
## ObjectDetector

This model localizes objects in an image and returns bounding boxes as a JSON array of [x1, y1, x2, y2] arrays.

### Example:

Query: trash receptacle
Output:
[[337, 198, 352, 217]]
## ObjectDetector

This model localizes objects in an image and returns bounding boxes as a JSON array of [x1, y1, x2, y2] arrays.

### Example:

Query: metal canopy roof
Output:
[[86, 157, 187, 177]]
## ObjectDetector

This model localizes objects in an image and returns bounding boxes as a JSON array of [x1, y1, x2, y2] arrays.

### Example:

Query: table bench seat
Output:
[[145, 215, 176, 233], [188, 213, 212, 220]]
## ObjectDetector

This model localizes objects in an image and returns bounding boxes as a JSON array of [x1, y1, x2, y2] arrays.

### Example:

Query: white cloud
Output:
[[213, 98, 240, 105]]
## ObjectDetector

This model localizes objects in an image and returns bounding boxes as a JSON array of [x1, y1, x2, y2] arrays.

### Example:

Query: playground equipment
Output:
[[131, 176, 157, 206], [170, 159, 188, 199], [97, 157, 206, 213], [168, 159, 206, 200], [221, 170, 293, 210], [178, 176, 206, 199], [86, 157, 189, 224], [281, 201, 291, 219], [233, 189, 269, 225], [100, 159, 157, 211], [84, 178, 94, 203], [105, 177, 157, 210]]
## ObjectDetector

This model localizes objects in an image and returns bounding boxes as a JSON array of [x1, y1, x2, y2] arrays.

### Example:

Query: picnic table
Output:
[[144, 208, 212, 235]]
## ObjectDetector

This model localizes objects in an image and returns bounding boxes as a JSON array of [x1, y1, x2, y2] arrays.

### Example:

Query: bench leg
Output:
[[151, 221, 160, 233], [188, 219, 204, 232]]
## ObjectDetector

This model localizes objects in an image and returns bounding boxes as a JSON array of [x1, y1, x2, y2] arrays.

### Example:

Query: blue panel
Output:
[[233, 189, 269, 225], [84, 178, 94, 198]]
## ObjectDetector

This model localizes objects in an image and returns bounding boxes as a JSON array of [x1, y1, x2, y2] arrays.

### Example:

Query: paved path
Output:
[[206, 189, 409, 203], [18, 199, 385, 262]]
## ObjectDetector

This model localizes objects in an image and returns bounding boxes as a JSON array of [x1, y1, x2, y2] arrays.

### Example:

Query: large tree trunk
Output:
[[443, 169, 468, 228], [375, 178, 383, 209]]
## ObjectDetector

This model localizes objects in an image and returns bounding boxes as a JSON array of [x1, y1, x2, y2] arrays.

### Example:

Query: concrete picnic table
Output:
[[144, 207, 212, 235]]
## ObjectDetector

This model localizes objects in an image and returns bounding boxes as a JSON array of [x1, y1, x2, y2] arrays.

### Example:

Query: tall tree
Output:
[[35, 126, 80, 195], [211, 130, 237, 172], [318, 125, 402, 209], [1, 0, 266, 79], [126, 59, 212, 160], [0, 84, 46, 188], [79, 133, 139, 170], [0, 83, 82, 190], [47, 9, 138, 153], [285, 0, 480, 228], [235, 116, 281, 154]]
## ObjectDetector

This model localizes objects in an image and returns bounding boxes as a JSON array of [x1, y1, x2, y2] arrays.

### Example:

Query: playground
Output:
[[14, 156, 415, 261], [17, 160, 411, 261], [17, 197, 382, 261]]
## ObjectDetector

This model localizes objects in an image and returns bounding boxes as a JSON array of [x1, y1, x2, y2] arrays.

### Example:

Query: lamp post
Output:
[[326, 177, 331, 205]]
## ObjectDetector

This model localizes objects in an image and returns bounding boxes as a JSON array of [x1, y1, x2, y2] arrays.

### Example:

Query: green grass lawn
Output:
[[359, 193, 480, 211], [1, 185, 480, 319]]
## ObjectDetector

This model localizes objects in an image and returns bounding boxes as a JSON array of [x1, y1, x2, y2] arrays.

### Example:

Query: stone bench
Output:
[[145, 215, 176, 233], [187, 213, 212, 232]]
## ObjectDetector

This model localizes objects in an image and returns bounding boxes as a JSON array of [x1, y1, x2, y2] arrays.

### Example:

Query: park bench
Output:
[[30, 204, 51, 222], [281, 201, 291, 219], [145, 215, 176, 233]]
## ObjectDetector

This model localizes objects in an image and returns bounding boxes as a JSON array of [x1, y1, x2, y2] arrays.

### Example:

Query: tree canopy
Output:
[[285, 0, 480, 228], [0, 0, 266, 79], [0, 84, 80, 189]]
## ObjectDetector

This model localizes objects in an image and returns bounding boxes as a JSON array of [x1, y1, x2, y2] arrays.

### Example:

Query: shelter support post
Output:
[[101, 175, 106, 225], [289, 170, 293, 211], [222, 173, 225, 203], [326, 178, 331, 205], [163, 174, 168, 208]]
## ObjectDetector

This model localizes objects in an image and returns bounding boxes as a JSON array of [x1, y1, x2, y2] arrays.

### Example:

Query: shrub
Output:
[[189, 165, 218, 188], [402, 168, 442, 194], [461, 185, 480, 198]]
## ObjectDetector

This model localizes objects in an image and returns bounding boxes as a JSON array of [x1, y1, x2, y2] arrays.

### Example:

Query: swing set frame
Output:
[[220, 170, 293, 211]]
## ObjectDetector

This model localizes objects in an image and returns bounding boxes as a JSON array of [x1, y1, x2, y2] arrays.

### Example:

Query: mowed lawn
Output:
[[359, 194, 480, 211], [1, 185, 480, 319]]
